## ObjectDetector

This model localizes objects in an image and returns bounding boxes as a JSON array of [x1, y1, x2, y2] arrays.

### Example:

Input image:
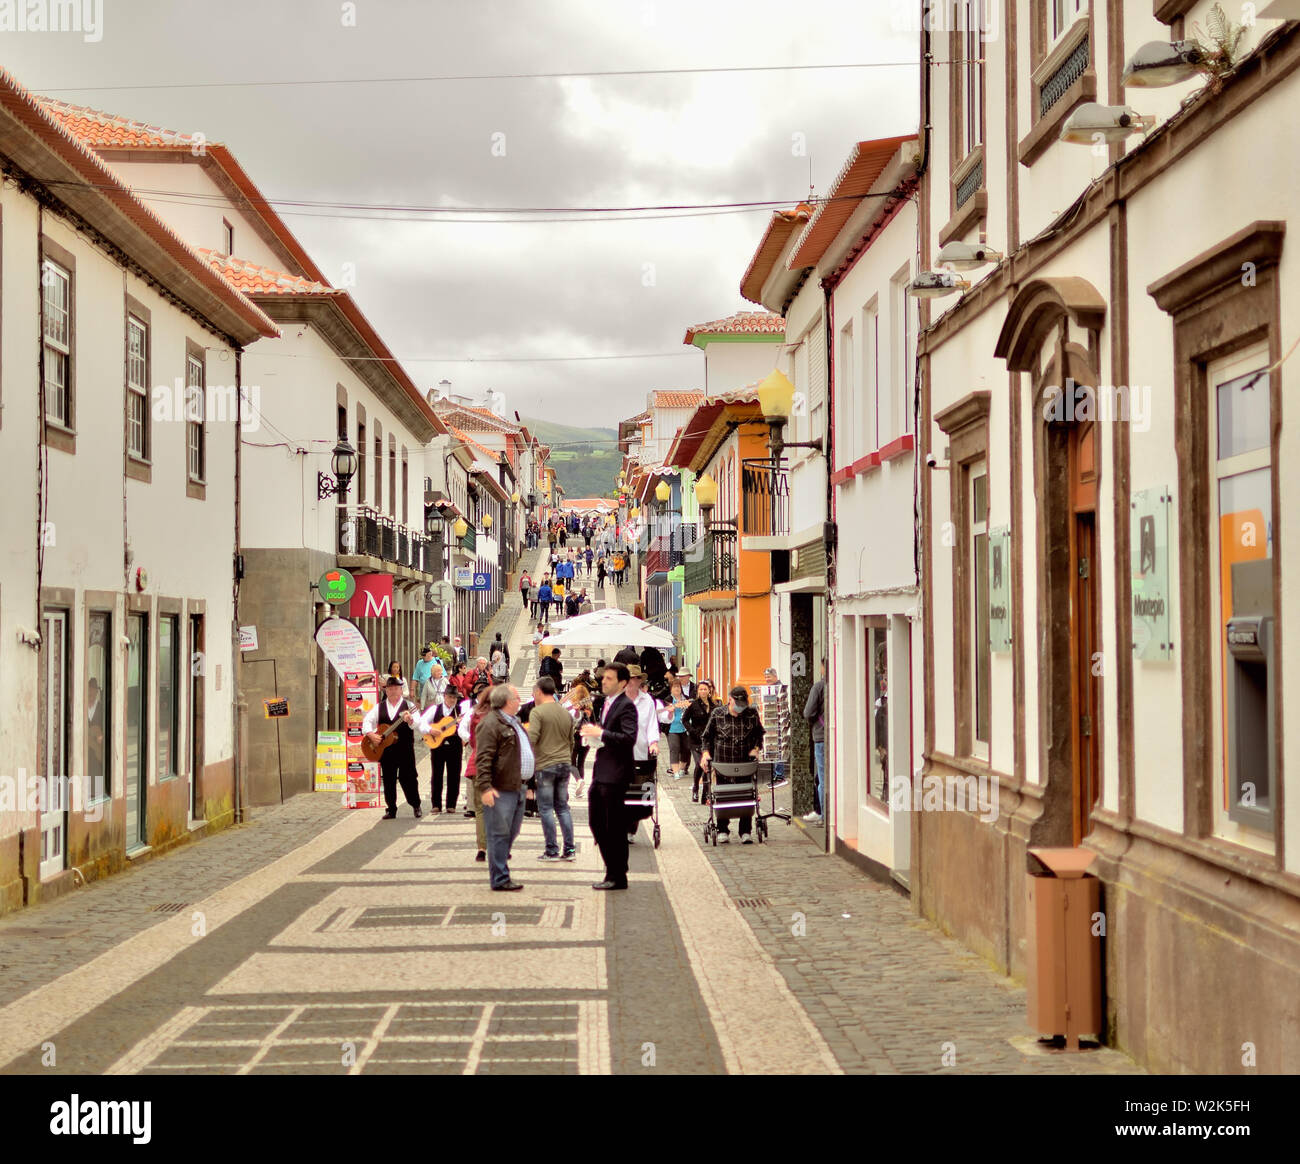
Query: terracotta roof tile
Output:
[[740, 205, 813, 305], [683, 311, 785, 347], [197, 250, 337, 296], [38, 98, 202, 150], [651, 390, 705, 408], [788, 136, 917, 269]]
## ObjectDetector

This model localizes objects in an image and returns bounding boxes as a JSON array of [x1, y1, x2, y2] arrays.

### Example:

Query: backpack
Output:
[[492, 657, 509, 680]]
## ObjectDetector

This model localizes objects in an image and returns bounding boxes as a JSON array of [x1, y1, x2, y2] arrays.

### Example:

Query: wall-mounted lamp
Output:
[[757, 368, 823, 462], [908, 270, 971, 299], [317, 437, 358, 500], [936, 240, 1004, 270], [1059, 102, 1155, 145]]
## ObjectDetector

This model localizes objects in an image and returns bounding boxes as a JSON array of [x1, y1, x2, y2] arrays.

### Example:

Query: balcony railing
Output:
[[644, 547, 672, 578], [741, 458, 790, 538], [683, 524, 738, 597], [339, 506, 433, 574]]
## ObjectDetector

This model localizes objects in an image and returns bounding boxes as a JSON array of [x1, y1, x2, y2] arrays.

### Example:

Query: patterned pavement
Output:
[[0, 552, 1139, 1075]]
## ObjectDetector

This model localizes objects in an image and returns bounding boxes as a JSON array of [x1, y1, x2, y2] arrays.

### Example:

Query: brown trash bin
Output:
[[1026, 847, 1102, 1048]]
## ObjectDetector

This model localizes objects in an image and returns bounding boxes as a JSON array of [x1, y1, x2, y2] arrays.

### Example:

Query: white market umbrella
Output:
[[542, 607, 674, 649]]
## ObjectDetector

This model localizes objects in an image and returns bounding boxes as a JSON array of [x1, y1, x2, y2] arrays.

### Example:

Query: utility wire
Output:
[[39, 61, 918, 93]]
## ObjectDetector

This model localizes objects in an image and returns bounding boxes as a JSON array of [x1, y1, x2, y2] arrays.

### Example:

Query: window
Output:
[[222, 218, 234, 254], [964, 0, 985, 154], [867, 623, 890, 808], [862, 303, 879, 452], [159, 614, 180, 779], [892, 265, 914, 437], [337, 403, 347, 442], [402, 448, 409, 526], [970, 463, 991, 755], [374, 423, 383, 510], [42, 259, 71, 426], [127, 315, 149, 459], [186, 354, 205, 481], [838, 320, 854, 462], [87, 611, 112, 800], [1209, 345, 1274, 840], [1050, 0, 1085, 44], [388, 436, 397, 519], [357, 417, 367, 504]]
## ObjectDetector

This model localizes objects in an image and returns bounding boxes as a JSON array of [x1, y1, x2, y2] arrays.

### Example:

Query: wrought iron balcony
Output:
[[683, 524, 738, 597], [339, 506, 433, 575], [741, 458, 790, 538]]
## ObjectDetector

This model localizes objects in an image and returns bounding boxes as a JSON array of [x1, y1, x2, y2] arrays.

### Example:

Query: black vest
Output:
[[378, 698, 415, 763]]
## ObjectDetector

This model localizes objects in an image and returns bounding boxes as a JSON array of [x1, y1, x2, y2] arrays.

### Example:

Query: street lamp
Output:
[[694, 472, 717, 529], [511, 491, 520, 503], [655, 480, 671, 504], [482, 513, 493, 530], [453, 517, 468, 540], [317, 437, 358, 500], [757, 368, 822, 462]]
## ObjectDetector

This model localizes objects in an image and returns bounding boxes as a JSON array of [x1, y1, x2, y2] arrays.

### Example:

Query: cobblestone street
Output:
[[0, 564, 1139, 1077]]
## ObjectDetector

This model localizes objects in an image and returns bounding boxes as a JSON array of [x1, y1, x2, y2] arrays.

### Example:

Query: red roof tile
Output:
[[198, 250, 338, 296], [40, 96, 332, 288], [0, 74, 276, 344], [788, 136, 917, 269], [39, 98, 200, 150], [651, 390, 705, 409], [740, 205, 812, 305], [683, 311, 785, 347]]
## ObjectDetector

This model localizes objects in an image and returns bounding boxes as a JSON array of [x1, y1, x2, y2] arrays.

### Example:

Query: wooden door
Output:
[[1069, 416, 1100, 844]]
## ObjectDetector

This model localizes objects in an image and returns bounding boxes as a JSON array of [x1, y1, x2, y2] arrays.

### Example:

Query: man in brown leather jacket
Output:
[[473, 685, 535, 891]]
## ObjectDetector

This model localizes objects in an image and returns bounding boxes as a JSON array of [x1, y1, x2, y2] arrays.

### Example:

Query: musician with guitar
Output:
[[418, 685, 465, 814], [361, 676, 424, 819]]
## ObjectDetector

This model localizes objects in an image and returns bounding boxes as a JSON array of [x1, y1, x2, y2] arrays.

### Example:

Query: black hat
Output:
[[384, 676, 403, 689], [729, 685, 749, 705]]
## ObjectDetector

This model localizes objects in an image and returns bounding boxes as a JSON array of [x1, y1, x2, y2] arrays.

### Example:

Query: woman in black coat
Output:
[[683, 680, 720, 804]]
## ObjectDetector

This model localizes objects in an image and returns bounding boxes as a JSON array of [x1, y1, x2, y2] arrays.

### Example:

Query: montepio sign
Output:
[[317, 567, 356, 606]]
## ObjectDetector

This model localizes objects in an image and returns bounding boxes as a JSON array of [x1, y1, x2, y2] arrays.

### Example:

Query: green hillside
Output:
[[521, 416, 620, 500]]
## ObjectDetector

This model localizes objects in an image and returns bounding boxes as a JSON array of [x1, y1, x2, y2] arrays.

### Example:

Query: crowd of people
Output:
[[362, 633, 810, 891]]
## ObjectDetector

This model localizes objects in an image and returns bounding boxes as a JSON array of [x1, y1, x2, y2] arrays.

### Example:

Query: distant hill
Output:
[[521, 416, 620, 500]]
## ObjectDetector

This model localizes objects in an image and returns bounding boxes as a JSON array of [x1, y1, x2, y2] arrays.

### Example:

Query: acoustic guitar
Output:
[[361, 705, 420, 764], [423, 717, 460, 750]]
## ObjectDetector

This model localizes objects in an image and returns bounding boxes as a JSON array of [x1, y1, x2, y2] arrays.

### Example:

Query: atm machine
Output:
[[1225, 558, 1274, 829]]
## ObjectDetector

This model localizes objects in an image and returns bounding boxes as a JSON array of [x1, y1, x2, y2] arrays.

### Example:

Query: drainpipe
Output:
[[824, 282, 835, 856], [233, 347, 246, 824]]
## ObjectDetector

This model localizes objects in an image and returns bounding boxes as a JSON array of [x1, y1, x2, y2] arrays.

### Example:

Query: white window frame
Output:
[[862, 300, 879, 453], [186, 354, 206, 482], [1207, 342, 1274, 853], [1049, 0, 1086, 48], [127, 314, 149, 460], [970, 462, 991, 760], [42, 259, 71, 426], [891, 265, 914, 439], [839, 319, 855, 463], [964, 0, 984, 154]]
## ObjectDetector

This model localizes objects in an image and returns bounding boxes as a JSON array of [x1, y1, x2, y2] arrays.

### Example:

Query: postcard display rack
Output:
[[750, 683, 790, 776]]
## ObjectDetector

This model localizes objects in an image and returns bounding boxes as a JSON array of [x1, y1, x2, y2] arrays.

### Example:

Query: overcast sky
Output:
[[7, 0, 918, 428]]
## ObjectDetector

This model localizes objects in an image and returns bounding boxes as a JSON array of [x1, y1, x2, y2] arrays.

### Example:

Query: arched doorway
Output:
[[995, 276, 1108, 848]]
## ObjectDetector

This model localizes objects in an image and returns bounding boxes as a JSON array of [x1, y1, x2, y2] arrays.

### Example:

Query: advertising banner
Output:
[[314, 615, 375, 682], [349, 574, 394, 619], [343, 671, 381, 809], [314, 731, 347, 792]]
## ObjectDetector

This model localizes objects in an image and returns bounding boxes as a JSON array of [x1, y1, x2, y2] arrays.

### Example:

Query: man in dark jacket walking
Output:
[[579, 662, 639, 890], [474, 685, 534, 890]]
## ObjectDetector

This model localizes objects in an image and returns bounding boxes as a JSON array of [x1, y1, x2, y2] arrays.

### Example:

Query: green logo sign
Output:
[[318, 567, 356, 605]]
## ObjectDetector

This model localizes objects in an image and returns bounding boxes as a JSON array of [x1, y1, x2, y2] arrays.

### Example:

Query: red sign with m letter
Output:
[[349, 574, 394, 619]]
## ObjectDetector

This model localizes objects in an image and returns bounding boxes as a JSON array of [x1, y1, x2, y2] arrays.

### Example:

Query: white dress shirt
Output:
[[630, 689, 671, 761], [361, 697, 413, 735]]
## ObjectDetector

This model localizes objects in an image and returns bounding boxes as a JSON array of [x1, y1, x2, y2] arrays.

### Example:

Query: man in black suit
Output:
[[362, 676, 422, 819], [579, 662, 638, 890]]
